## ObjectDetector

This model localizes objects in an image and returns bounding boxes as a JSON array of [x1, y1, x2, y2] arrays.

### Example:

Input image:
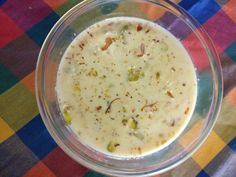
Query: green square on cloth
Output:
[[0, 64, 18, 94], [0, 82, 38, 131]]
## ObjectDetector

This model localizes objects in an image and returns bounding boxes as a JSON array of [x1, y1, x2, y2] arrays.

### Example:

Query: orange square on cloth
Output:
[[21, 70, 35, 95], [222, 0, 236, 23], [226, 86, 236, 107], [139, 0, 181, 20]]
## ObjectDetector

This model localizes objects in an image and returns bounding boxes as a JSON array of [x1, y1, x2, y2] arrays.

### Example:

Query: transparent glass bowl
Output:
[[36, 0, 223, 176]]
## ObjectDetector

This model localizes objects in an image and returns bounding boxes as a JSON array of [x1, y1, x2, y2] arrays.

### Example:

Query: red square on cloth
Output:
[[0, 35, 40, 80], [0, 10, 23, 48], [203, 9, 236, 54], [1, 0, 52, 30], [182, 30, 210, 71], [43, 147, 88, 177]]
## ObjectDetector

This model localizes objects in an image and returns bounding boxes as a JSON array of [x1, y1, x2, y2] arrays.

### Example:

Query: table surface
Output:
[[0, 0, 236, 177]]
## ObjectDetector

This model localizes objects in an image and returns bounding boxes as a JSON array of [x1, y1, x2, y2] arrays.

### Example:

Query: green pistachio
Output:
[[120, 25, 129, 35], [156, 72, 160, 80], [107, 141, 120, 152], [128, 118, 138, 129], [128, 67, 144, 81], [122, 119, 128, 126], [88, 68, 98, 76], [63, 110, 71, 124], [73, 83, 81, 92]]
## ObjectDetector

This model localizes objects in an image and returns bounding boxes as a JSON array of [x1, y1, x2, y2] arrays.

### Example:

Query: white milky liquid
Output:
[[56, 17, 197, 157]]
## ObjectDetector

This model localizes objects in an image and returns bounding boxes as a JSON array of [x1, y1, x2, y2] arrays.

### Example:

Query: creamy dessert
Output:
[[56, 17, 197, 157]]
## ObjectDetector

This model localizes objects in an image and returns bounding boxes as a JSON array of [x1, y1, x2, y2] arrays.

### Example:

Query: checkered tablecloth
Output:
[[0, 0, 236, 177]]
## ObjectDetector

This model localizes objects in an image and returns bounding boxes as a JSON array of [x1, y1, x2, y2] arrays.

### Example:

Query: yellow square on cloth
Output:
[[192, 131, 226, 168], [180, 119, 226, 168]]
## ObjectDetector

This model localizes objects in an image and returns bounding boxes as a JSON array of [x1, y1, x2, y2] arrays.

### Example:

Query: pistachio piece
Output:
[[128, 67, 143, 81], [120, 25, 129, 35], [107, 141, 120, 152], [160, 139, 167, 145], [73, 83, 81, 92], [88, 68, 98, 77], [156, 72, 160, 80], [122, 119, 128, 126], [128, 118, 138, 129], [104, 89, 110, 98], [63, 110, 71, 124]]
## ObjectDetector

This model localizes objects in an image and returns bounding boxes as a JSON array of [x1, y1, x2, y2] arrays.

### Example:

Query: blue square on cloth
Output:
[[204, 146, 236, 176], [0, 0, 6, 6], [228, 136, 236, 153], [158, 12, 196, 40], [17, 115, 57, 159], [179, 0, 199, 10], [196, 170, 210, 177], [179, 0, 221, 24], [27, 11, 60, 46]]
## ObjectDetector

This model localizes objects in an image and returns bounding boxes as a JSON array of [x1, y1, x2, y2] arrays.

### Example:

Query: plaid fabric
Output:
[[0, 0, 236, 176]]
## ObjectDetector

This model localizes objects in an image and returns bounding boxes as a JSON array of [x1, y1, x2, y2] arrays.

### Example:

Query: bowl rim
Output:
[[36, 0, 223, 176]]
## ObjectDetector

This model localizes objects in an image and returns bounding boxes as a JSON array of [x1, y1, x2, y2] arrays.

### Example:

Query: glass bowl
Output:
[[36, 0, 223, 176]]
